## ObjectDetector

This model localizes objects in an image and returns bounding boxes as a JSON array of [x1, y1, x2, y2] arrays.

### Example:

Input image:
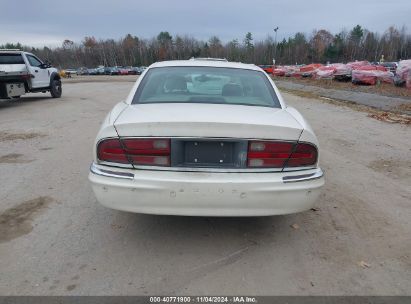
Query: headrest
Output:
[[222, 83, 243, 96]]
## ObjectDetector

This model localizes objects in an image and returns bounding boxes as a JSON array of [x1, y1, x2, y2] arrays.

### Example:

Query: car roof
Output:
[[0, 50, 36, 57], [0, 50, 24, 55], [149, 59, 262, 71]]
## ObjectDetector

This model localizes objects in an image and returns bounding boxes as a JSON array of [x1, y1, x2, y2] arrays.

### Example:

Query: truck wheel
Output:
[[50, 79, 62, 98]]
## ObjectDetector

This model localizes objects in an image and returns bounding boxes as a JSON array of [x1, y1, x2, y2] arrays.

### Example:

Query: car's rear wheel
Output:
[[50, 79, 62, 98]]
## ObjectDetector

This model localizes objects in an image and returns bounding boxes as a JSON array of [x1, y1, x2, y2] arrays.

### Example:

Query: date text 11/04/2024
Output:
[[149, 296, 257, 303]]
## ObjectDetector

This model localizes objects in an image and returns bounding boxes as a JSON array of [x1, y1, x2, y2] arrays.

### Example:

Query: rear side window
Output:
[[0, 54, 24, 64], [132, 66, 281, 108]]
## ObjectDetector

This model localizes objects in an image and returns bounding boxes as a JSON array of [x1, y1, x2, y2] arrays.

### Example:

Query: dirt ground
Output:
[[0, 77, 410, 295]]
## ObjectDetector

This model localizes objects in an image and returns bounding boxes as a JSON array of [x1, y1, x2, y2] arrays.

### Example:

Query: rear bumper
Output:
[[89, 163, 324, 216], [0, 81, 27, 98]]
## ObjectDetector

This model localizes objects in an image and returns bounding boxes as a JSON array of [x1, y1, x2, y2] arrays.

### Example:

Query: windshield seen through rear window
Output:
[[132, 66, 281, 108]]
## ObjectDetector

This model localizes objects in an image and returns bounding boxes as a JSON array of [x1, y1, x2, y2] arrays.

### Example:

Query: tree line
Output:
[[2, 25, 410, 69]]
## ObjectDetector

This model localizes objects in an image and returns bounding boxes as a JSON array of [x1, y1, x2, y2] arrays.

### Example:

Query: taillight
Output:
[[97, 138, 170, 166], [286, 143, 318, 167], [97, 138, 128, 164], [247, 141, 317, 168], [122, 138, 170, 166], [247, 141, 293, 168]]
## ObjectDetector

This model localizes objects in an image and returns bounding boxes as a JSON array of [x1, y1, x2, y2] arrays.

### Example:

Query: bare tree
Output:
[[5, 26, 409, 69]]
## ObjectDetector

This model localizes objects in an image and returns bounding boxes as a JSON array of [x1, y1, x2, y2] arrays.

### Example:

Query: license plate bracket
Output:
[[183, 140, 234, 167]]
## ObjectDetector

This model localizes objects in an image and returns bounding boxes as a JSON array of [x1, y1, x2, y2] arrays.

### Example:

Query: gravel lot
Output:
[[0, 76, 410, 295]]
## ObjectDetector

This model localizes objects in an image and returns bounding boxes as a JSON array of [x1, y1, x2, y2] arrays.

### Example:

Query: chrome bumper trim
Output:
[[90, 162, 323, 183], [90, 163, 134, 180], [282, 169, 324, 183]]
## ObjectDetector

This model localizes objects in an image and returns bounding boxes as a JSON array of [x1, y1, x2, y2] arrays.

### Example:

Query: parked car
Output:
[[352, 65, 393, 85], [312, 66, 337, 79], [273, 66, 287, 76], [0, 49, 62, 99], [77, 67, 88, 75], [131, 67, 142, 75], [118, 67, 129, 75], [332, 63, 352, 81], [88, 68, 97, 75], [96, 67, 105, 75], [64, 68, 77, 77], [104, 67, 119, 75], [258, 65, 273, 74], [300, 64, 323, 78], [127, 69, 136, 75], [394, 59, 411, 87], [89, 59, 324, 216], [125, 67, 138, 75]]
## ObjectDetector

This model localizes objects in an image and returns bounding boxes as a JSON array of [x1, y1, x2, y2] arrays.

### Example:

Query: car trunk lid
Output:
[[114, 103, 303, 140]]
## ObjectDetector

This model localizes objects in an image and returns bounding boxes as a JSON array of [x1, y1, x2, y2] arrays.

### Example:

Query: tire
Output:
[[50, 78, 62, 98]]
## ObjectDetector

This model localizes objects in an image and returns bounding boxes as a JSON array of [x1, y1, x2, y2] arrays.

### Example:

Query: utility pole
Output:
[[273, 27, 279, 65]]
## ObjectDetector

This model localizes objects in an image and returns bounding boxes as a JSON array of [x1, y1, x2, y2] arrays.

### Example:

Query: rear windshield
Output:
[[0, 54, 25, 64], [132, 66, 281, 108]]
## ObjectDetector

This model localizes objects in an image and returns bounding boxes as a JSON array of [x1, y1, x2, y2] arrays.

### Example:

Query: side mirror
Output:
[[40, 61, 51, 69]]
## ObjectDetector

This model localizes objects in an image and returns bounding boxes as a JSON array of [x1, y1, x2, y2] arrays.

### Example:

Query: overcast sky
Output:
[[1, 0, 410, 47]]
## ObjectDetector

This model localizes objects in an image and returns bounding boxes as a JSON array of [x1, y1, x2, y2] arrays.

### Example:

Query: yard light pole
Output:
[[273, 27, 279, 65]]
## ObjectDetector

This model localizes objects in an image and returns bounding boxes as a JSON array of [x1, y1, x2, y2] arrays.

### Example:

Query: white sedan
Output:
[[89, 58, 324, 216]]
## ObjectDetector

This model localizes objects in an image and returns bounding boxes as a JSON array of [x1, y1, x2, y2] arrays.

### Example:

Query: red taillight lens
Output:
[[122, 138, 170, 155], [247, 141, 317, 168], [247, 141, 294, 168], [97, 138, 171, 166], [97, 138, 128, 164], [122, 138, 170, 166], [287, 143, 318, 167]]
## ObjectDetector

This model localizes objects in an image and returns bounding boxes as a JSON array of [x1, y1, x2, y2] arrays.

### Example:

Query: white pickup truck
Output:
[[0, 50, 62, 99]]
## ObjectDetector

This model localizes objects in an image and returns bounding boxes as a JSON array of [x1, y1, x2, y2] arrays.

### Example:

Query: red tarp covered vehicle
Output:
[[332, 63, 352, 81], [300, 63, 323, 72], [300, 64, 323, 77], [284, 66, 302, 77], [352, 65, 393, 85], [394, 60, 411, 88], [272, 66, 286, 76], [347, 61, 370, 69], [313, 66, 337, 79]]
